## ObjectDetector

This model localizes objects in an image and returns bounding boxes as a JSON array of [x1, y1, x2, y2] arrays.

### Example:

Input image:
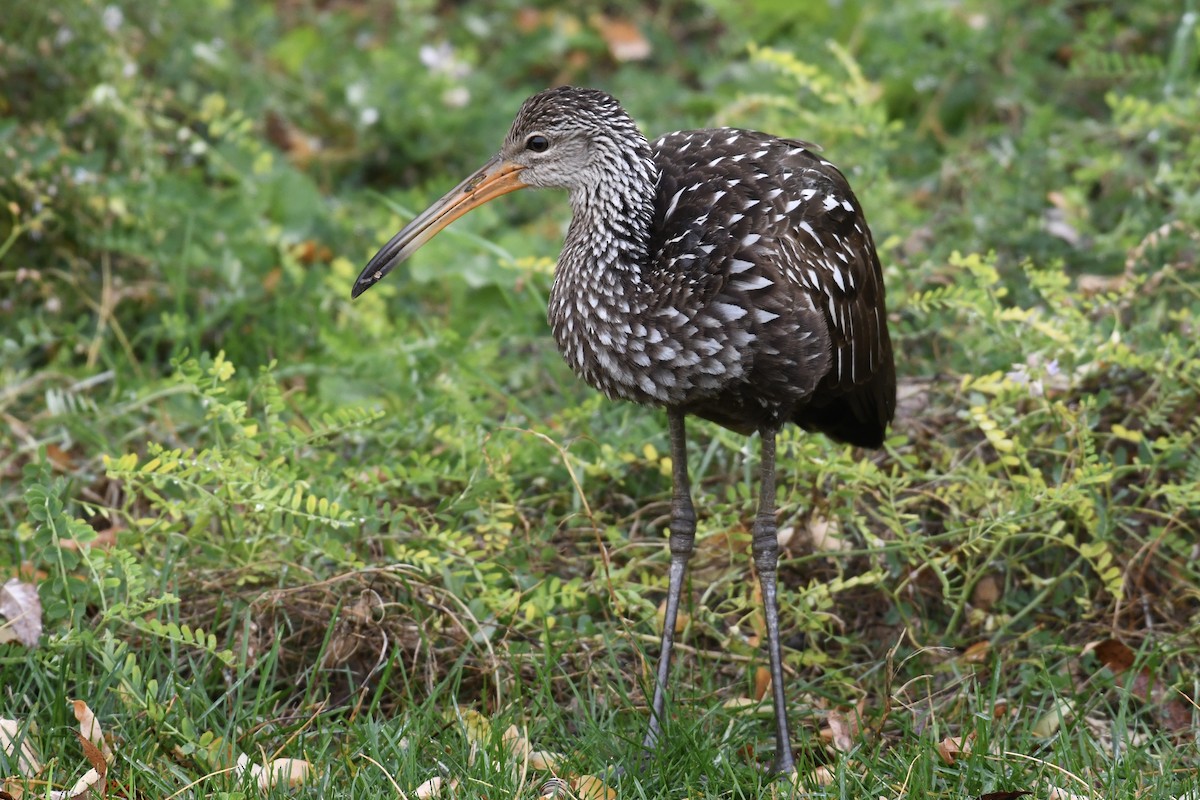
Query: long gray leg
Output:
[[752, 426, 796, 775], [642, 408, 696, 755]]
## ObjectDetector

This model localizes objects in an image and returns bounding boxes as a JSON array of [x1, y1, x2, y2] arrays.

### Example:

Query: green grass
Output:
[[2, 0, 1199, 797]]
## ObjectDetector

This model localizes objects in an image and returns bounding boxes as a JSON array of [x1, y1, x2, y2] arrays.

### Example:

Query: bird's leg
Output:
[[752, 426, 796, 775], [641, 408, 696, 758]]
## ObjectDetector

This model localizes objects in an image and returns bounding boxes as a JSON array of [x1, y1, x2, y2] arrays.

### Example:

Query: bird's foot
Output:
[[771, 753, 797, 777], [766, 768, 803, 798]]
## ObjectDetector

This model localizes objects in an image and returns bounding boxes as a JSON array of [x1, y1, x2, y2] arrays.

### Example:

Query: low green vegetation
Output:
[[1, 0, 1197, 797]]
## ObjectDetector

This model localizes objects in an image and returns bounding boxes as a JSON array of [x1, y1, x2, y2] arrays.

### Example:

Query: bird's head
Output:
[[352, 87, 649, 298], [497, 86, 643, 190]]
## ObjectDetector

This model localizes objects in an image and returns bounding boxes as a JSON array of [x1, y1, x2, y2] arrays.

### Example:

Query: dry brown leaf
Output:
[[262, 266, 283, 294], [44, 443, 77, 472], [513, 7, 543, 34], [960, 641, 991, 664], [528, 750, 565, 771], [655, 599, 688, 636], [808, 516, 849, 552], [75, 732, 108, 778], [292, 240, 333, 266], [414, 775, 444, 799], [1045, 785, 1089, 800], [502, 724, 529, 759], [0, 718, 42, 775], [0, 579, 42, 647], [1085, 639, 1135, 673], [45, 731, 110, 799], [810, 764, 835, 786], [1076, 273, 1126, 295], [572, 775, 616, 800], [753, 666, 771, 702], [235, 753, 312, 791], [47, 767, 104, 800], [775, 525, 795, 549], [824, 707, 856, 753], [590, 14, 651, 62], [56, 524, 118, 552], [70, 701, 112, 762], [1083, 638, 1195, 732], [936, 734, 972, 765], [458, 708, 491, 750], [720, 697, 765, 711], [266, 758, 310, 789], [971, 574, 1002, 610], [1032, 698, 1075, 738], [263, 110, 319, 166]]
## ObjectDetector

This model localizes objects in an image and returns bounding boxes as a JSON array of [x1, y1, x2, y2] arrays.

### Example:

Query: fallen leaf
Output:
[[70, 701, 113, 762], [824, 707, 857, 753], [502, 724, 529, 759], [960, 640, 991, 664], [0, 579, 42, 647], [809, 516, 849, 552], [936, 734, 972, 764], [590, 14, 651, 62], [971, 574, 1002, 610], [47, 767, 103, 800], [655, 599, 688, 636], [775, 525, 795, 548], [292, 240, 333, 265], [414, 775, 443, 799], [1032, 698, 1075, 738], [265, 758, 310, 789], [262, 266, 283, 294], [1086, 639, 1135, 673], [458, 708, 491, 747], [44, 444, 76, 472], [528, 750, 565, 771], [1083, 637, 1195, 732], [1043, 208, 1080, 246], [263, 110, 319, 166], [48, 731, 109, 799], [514, 7, 544, 34], [721, 697, 765, 711], [1076, 273, 1126, 295], [810, 764, 835, 786], [235, 752, 312, 791], [0, 718, 41, 774], [66, 525, 119, 551], [1046, 785, 1088, 800], [753, 666, 771, 702], [75, 732, 108, 777], [573, 775, 616, 800], [977, 792, 1031, 800]]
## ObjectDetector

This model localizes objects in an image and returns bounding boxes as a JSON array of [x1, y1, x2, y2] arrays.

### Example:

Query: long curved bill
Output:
[[352, 156, 528, 298]]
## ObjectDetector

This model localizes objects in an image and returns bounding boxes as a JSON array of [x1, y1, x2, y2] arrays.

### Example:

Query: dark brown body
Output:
[[353, 86, 895, 776]]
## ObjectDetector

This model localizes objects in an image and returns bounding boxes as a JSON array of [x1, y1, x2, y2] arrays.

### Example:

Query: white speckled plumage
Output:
[[352, 86, 896, 776], [497, 88, 895, 442]]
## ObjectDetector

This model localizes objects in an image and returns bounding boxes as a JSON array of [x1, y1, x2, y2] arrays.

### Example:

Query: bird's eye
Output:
[[525, 134, 550, 153]]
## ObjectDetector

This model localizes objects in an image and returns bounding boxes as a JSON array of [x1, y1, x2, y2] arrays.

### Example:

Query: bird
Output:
[[352, 86, 896, 776]]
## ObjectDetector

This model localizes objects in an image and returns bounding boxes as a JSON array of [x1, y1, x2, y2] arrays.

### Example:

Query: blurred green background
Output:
[[1, 0, 1198, 795]]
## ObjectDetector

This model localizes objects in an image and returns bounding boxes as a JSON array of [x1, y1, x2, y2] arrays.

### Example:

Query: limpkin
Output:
[[353, 86, 895, 775]]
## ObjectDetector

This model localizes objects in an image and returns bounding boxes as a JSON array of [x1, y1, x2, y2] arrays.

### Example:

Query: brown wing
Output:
[[647, 129, 894, 446], [778, 145, 895, 446]]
